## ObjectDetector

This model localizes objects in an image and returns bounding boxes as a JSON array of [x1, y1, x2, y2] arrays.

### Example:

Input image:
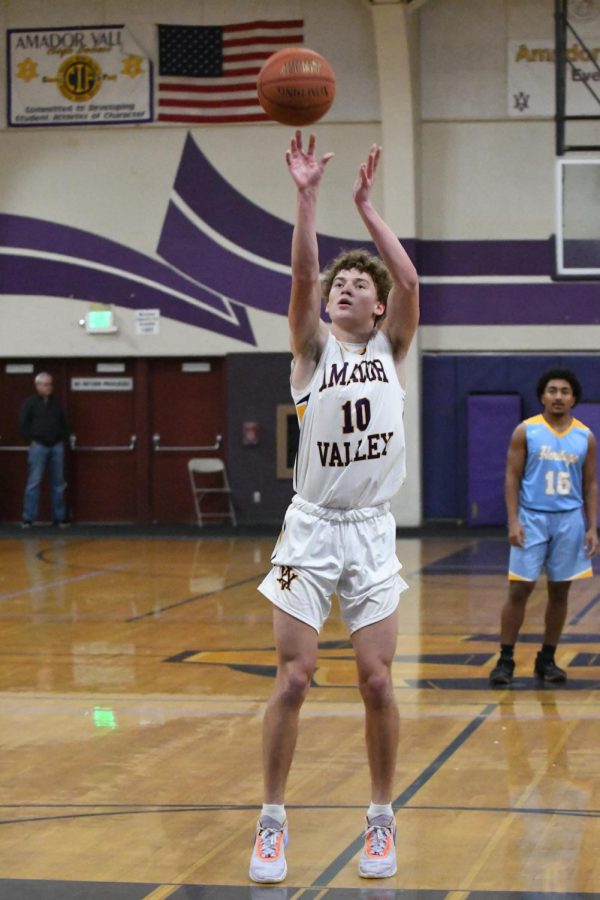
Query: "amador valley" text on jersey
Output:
[[291, 330, 406, 509]]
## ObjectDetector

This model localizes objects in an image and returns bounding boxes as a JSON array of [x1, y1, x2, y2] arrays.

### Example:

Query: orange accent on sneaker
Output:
[[256, 829, 284, 861], [249, 818, 288, 883], [359, 816, 397, 878], [364, 827, 393, 858]]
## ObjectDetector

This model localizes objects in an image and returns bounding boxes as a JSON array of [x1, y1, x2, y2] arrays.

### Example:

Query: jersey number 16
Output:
[[544, 470, 572, 496]]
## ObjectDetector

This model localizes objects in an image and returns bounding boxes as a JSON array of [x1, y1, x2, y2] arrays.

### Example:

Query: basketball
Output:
[[256, 48, 336, 127]]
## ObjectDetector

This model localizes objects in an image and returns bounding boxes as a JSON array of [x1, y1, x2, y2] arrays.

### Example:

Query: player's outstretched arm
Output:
[[583, 431, 599, 556], [505, 424, 527, 548], [285, 132, 333, 385], [353, 145, 419, 362]]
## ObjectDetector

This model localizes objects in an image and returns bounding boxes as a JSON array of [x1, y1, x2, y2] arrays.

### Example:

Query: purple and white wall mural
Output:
[[2, 130, 598, 357], [0, 133, 378, 349]]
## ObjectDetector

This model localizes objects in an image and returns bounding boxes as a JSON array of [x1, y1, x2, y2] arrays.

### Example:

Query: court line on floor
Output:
[[301, 701, 497, 892], [33, 537, 268, 580], [0, 564, 130, 602], [0, 805, 247, 827], [125, 573, 268, 622], [0, 800, 597, 830], [569, 591, 600, 625]]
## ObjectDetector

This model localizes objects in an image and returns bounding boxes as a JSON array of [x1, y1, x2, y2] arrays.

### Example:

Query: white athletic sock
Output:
[[367, 802, 394, 821], [261, 803, 286, 826]]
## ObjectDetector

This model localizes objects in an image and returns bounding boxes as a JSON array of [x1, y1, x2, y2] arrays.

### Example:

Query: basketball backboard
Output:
[[555, 158, 600, 276]]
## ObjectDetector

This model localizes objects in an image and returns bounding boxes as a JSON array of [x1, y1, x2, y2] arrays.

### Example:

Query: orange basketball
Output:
[[256, 48, 336, 126]]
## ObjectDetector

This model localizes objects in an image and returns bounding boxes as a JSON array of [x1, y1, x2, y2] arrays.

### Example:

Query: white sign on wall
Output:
[[508, 38, 600, 117], [8, 25, 152, 127], [135, 309, 160, 335], [71, 378, 133, 391]]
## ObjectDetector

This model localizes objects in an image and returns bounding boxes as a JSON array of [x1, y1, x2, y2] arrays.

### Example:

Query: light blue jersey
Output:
[[520, 414, 590, 512], [508, 413, 593, 582]]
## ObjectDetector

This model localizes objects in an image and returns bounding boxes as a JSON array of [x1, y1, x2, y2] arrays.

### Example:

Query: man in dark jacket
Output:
[[19, 372, 69, 527]]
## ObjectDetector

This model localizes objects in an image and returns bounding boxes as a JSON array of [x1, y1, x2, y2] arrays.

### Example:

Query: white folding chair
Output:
[[187, 458, 237, 527]]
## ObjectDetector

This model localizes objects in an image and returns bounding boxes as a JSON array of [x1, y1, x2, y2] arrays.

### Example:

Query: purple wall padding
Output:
[[467, 395, 522, 526], [576, 403, 600, 526], [422, 355, 600, 522]]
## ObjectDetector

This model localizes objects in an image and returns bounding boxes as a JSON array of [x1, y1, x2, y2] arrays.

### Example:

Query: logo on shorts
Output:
[[277, 566, 297, 591]]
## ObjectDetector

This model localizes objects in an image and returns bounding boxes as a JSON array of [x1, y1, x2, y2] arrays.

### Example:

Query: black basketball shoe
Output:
[[534, 653, 567, 683], [489, 656, 515, 686]]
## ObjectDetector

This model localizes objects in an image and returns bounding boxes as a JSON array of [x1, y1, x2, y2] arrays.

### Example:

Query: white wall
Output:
[[2, 0, 599, 526], [3, 0, 597, 357], [0, 0, 383, 358], [417, 0, 600, 354]]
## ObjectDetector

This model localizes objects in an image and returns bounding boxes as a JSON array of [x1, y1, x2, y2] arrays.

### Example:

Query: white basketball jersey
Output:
[[291, 330, 406, 509]]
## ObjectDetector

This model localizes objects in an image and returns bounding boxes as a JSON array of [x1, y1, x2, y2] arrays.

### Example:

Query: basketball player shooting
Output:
[[250, 132, 419, 883]]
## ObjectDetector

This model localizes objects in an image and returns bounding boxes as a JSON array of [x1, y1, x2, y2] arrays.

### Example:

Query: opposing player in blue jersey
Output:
[[490, 369, 598, 686], [249, 132, 419, 883]]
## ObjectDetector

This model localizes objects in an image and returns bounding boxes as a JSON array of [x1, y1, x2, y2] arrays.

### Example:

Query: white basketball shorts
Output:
[[258, 495, 408, 634]]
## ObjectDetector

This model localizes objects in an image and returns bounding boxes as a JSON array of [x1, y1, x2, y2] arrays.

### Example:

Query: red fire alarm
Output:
[[242, 421, 260, 445]]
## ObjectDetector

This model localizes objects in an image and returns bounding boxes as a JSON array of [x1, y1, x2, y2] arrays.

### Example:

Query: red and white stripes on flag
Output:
[[157, 19, 304, 124]]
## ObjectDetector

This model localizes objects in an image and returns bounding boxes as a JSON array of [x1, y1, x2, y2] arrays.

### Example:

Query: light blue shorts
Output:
[[508, 506, 593, 582]]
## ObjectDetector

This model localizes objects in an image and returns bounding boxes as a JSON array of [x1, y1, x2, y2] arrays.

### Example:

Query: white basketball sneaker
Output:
[[358, 814, 397, 878], [249, 816, 288, 883]]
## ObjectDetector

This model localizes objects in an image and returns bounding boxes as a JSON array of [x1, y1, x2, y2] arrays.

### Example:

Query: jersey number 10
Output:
[[341, 398, 371, 434]]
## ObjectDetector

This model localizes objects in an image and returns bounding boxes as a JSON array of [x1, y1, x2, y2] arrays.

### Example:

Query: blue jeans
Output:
[[23, 442, 66, 523]]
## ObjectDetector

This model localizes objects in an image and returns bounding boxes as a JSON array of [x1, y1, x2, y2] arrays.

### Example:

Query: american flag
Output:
[[157, 20, 304, 124]]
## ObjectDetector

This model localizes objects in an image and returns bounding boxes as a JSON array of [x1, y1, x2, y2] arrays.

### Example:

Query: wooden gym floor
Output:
[[0, 529, 598, 899]]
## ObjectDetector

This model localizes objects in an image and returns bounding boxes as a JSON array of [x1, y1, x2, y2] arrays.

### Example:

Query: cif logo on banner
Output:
[[50, 54, 112, 102]]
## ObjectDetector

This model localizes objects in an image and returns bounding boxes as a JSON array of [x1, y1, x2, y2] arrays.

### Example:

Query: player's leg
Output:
[[501, 579, 537, 644], [535, 508, 593, 682], [544, 580, 571, 645], [533, 581, 570, 682], [352, 609, 399, 878], [263, 607, 319, 802], [257, 501, 335, 803], [489, 580, 537, 685], [252, 500, 338, 882], [490, 508, 546, 685], [250, 607, 318, 883], [335, 507, 404, 877], [352, 609, 399, 802]]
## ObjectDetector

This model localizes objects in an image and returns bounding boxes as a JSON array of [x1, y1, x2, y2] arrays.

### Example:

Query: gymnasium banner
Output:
[[7, 25, 152, 127], [508, 38, 600, 117]]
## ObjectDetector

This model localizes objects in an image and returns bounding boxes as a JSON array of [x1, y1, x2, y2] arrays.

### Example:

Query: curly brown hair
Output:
[[536, 368, 582, 405], [321, 249, 391, 323]]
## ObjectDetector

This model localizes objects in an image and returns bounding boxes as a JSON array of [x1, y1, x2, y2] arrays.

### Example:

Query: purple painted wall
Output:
[[423, 354, 600, 523], [466, 394, 522, 526]]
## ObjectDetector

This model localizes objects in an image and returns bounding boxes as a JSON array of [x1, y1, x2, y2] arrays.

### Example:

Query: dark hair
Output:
[[536, 368, 582, 405], [321, 249, 391, 323]]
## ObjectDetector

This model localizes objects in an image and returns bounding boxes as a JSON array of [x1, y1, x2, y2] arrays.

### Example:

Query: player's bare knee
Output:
[[358, 669, 394, 709], [509, 581, 535, 605], [278, 663, 313, 705]]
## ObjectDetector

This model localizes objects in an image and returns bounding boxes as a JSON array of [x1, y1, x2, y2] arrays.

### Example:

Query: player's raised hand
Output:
[[353, 144, 381, 207], [285, 131, 334, 191]]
